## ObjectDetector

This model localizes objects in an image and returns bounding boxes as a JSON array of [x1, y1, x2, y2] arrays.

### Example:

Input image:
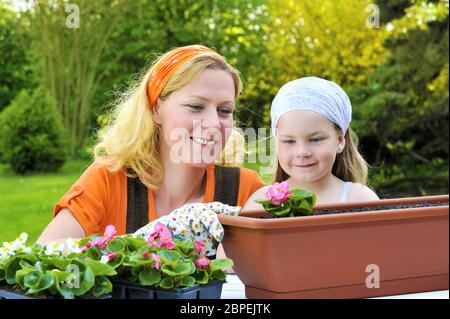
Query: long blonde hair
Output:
[[94, 47, 244, 190], [274, 125, 369, 185]]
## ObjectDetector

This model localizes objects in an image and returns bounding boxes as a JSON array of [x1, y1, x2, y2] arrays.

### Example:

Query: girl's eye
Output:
[[218, 107, 233, 117], [310, 137, 323, 143]]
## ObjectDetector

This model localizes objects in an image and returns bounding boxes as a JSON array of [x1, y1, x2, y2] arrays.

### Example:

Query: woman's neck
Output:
[[155, 151, 208, 214]]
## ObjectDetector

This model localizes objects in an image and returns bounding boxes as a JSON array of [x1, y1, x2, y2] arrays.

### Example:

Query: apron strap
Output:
[[213, 166, 240, 206], [125, 169, 149, 233]]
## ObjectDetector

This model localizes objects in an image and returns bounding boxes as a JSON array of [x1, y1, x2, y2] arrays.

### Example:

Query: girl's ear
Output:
[[337, 130, 346, 153], [152, 98, 162, 125]]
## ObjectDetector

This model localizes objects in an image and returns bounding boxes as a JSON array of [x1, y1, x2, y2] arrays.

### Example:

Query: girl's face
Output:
[[153, 68, 235, 167], [276, 109, 345, 183]]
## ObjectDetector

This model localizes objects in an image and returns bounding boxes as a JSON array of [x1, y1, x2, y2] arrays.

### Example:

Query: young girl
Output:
[[243, 77, 378, 210], [38, 45, 264, 244]]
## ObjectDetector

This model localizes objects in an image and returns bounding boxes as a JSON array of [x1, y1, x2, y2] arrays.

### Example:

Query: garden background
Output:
[[0, 0, 448, 243]]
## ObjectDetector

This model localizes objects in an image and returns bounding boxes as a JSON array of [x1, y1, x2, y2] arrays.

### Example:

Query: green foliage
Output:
[[80, 228, 232, 289], [0, 239, 115, 299], [350, 2, 449, 197], [257, 188, 316, 218], [0, 90, 67, 173], [0, 3, 32, 112]]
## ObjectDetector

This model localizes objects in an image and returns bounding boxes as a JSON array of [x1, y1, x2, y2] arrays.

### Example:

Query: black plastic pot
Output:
[[0, 286, 111, 299], [0, 288, 33, 299], [111, 279, 224, 299]]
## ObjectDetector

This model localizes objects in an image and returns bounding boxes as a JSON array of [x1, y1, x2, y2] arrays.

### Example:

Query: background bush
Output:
[[0, 89, 67, 174]]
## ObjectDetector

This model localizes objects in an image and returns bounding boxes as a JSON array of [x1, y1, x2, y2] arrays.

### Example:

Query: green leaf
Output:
[[70, 267, 95, 296], [16, 268, 40, 288], [5, 255, 33, 284], [83, 259, 117, 276], [193, 269, 209, 284], [138, 267, 161, 286], [26, 273, 54, 294], [107, 238, 125, 253], [40, 256, 72, 270], [159, 250, 181, 265], [272, 205, 291, 217], [159, 277, 174, 289], [49, 271, 74, 299], [210, 258, 234, 270], [92, 275, 113, 297], [84, 247, 101, 260], [209, 270, 226, 281], [180, 275, 196, 287], [175, 240, 194, 257], [161, 262, 193, 277], [123, 236, 147, 251]]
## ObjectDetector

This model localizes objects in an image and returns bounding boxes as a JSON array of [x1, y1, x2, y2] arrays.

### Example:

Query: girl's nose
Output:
[[295, 143, 312, 158]]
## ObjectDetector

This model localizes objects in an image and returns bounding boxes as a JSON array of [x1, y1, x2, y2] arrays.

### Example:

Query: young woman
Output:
[[38, 45, 264, 244]]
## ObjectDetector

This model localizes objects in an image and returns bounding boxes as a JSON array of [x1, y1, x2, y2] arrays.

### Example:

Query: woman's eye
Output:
[[186, 104, 204, 111], [283, 139, 296, 144], [218, 107, 233, 116]]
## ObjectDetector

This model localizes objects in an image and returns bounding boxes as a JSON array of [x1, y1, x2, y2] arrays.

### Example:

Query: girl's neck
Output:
[[286, 173, 342, 198]]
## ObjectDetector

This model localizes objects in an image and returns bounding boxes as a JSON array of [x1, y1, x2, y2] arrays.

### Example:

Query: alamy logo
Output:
[[365, 264, 380, 288], [65, 4, 80, 29]]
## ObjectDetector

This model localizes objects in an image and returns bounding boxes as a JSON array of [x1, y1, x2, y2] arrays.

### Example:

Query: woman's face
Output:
[[154, 68, 236, 167], [276, 109, 345, 183]]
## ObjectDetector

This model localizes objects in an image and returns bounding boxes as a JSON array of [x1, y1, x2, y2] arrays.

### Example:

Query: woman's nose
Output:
[[201, 108, 221, 129]]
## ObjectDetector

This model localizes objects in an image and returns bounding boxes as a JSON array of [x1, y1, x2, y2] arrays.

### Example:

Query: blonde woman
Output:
[[243, 77, 379, 210], [38, 45, 264, 244]]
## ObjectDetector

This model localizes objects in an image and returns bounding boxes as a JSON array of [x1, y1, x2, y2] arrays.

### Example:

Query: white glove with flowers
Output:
[[134, 202, 241, 256]]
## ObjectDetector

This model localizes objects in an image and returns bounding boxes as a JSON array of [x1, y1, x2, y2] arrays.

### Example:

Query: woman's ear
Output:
[[152, 98, 162, 124]]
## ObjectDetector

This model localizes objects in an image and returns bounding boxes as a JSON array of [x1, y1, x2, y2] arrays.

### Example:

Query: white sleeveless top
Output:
[[339, 182, 352, 202]]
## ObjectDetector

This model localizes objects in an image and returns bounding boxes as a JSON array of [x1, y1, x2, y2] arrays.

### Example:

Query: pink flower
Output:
[[149, 222, 167, 239], [105, 225, 117, 238], [151, 253, 161, 270], [266, 181, 292, 205], [141, 251, 151, 259], [151, 228, 175, 250], [194, 240, 206, 255], [195, 256, 210, 269]]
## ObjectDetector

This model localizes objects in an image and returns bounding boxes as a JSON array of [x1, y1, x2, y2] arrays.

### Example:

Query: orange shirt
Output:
[[54, 163, 264, 236]]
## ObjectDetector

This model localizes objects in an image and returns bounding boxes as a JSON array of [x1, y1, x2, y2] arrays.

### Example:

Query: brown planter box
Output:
[[218, 195, 449, 298]]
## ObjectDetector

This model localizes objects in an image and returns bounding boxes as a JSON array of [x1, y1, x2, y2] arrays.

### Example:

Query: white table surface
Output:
[[221, 275, 449, 299]]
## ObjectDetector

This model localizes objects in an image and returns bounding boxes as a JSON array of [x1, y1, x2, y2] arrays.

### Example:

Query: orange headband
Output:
[[146, 45, 215, 109]]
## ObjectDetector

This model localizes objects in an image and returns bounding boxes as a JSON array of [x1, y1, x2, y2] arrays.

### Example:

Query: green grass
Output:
[[0, 158, 91, 244], [0, 158, 270, 245]]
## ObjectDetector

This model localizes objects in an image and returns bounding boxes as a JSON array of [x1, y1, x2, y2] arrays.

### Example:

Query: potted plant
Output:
[[1, 223, 232, 300], [218, 182, 449, 298], [0, 233, 114, 299], [78, 223, 233, 299]]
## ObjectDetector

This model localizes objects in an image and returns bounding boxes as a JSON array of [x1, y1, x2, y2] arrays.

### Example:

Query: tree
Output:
[[351, 0, 449, 196]]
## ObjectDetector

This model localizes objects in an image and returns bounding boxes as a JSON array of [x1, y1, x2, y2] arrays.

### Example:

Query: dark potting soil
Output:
[[313, 201, 449, 215]]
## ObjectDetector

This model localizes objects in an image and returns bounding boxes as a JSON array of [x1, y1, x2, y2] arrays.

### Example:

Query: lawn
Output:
[[0, 158, 92, 244], [0, 158, 271, 244]]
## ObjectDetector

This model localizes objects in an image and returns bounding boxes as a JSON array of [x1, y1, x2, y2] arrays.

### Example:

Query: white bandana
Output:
[[271, 77, 352, 136]]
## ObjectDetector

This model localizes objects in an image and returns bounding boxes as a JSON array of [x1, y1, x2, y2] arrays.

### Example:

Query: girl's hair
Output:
[[274, 125, 369, 185], [94, 48, 244, 190]]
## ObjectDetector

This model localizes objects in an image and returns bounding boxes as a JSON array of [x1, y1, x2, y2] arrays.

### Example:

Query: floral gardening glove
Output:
[[134, 202, 241, 256]]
